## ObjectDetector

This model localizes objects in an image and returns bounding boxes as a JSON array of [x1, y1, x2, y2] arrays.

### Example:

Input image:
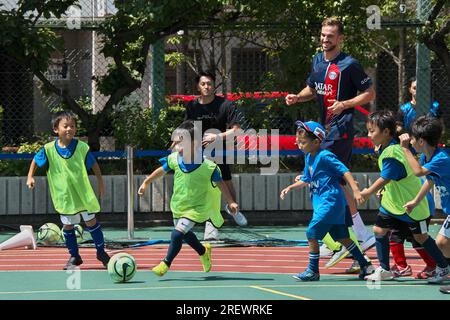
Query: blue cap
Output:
[[295, 120, 326, 141]]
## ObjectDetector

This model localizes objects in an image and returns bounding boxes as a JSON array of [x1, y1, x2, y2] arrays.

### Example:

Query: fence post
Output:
[[126, 145, 134, 240], [415, 0, 432, 116], [151, 39, 165, 117]]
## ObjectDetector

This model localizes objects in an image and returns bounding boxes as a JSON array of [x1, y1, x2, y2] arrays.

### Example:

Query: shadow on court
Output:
[[159, 275, 275, 282]]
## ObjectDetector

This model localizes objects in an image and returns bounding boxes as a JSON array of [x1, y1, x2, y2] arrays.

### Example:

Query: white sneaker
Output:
[[365, 266, 394, 281], [203, 221, 220, 240], [225, 205, 248, 226], [360, 235, 376, 252], [319, 244, 334, 258], [428, 266, 450, 284], [325, 246, 350, 268]]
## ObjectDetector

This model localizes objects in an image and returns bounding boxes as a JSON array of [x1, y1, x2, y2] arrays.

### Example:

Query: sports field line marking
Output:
[[250, 285, 311, 300]]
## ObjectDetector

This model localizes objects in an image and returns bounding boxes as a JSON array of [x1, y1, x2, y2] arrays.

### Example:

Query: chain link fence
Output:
[[0, 0, 449, 154]]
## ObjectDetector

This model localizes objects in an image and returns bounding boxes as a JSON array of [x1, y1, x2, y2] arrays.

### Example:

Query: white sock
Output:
[[351, 212, 372, 241]]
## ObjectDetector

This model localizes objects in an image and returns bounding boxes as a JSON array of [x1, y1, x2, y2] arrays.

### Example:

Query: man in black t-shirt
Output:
[[184, 71, 248, 238]]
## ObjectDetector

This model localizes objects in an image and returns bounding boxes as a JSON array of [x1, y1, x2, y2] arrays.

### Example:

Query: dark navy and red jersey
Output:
[[307, 52, 372, 141]]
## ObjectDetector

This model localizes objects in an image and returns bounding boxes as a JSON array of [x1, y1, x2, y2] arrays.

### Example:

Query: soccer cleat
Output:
[[199, 243, 212, 272], [319, 244, 334, 258], [152, 261, 169, 277], [293, 269, 320, 281], [63, 256, 83, 270], [391, 264, 412, 278], [364, 266, 394, 281], [225, 205, 248, 226], [325, 246, 350, 268], [428, 266, 450, 284], [359, 262, 375, 280], [416, 266, 436, 279], [96, 250, 111, 267], [439, 285, 450, 294]]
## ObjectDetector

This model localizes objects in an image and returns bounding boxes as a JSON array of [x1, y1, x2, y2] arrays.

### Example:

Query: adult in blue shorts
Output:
[[285, 17, 376, 265]]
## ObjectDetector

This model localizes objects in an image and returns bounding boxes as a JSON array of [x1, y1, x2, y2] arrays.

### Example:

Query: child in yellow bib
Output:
[[360, 110, 448, 283], [138, 120, 239, 277], [27, 111, 110, 270]]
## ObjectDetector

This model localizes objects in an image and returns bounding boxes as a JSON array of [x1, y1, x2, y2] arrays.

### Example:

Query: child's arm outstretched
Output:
[[91, 162, 105, 198], [280, 180, 308, 200], [216, 181, 239, 214], [360, 177, 390, 203], [399, 134, 430, 176], [403, 179, 434, 213], [26, 159, 38, 189], [342, 171, 364, 205], [138, 167, 167, 196]]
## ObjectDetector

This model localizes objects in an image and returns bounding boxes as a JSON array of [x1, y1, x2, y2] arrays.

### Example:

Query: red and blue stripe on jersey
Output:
[[307, 52, 372, 140]]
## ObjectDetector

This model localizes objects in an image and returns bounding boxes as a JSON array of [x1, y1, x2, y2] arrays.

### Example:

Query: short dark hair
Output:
[[296, 128, 318, 141], [410, 115, 443, 147], [173, 120, 201, 143], [51, 111, 77, 129], [322, 17, 344, 34], [195, 70, 216, 84], [367, 110, 397, 137], [408, 77, 416, 85]]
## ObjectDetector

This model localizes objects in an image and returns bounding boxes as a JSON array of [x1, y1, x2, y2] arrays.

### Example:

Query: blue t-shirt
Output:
[[159, 155, 222, 182], [34, 139, 96, 170], [398, 101, 440, 131], [421, 148, 450, 215], [306, 52, 372, 140], [300, 149, 349, 224]]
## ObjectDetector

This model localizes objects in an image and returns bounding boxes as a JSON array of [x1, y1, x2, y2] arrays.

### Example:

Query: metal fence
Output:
[[0, 0, 448, 152]]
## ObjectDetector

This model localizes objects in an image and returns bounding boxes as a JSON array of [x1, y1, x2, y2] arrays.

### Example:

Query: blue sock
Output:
[[183, 231, 206, 256], [164, 229, 184, 267], [345, 242, 368, 267], [308, 252, 320, 273], [86, 223, 105, 253], [375, 235, 390, 270], [422, 237, 449, 269], [63, 229, 79, 258]]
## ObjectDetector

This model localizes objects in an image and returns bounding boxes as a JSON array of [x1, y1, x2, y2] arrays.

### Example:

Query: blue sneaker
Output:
[[292, 269, 320, 281]]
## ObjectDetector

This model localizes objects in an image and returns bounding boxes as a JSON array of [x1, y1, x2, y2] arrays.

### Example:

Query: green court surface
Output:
[[0, 224, 449, 300]]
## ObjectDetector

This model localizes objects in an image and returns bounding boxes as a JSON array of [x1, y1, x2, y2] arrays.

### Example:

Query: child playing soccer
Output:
[[360, 111, 449, 283], [138, 120, 239, 276], [398, 115, 450, 286], [280, 120, 374, 281], [26, 111, 110, 270]]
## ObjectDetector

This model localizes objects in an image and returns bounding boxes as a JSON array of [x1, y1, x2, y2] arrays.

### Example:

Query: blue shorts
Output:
[[306, 221, 350, 240]]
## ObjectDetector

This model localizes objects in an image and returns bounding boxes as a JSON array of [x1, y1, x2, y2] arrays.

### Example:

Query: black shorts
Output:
[[375, 212, 429, 237], [217, 163, 232, 181], [389, 217, 431, 248]]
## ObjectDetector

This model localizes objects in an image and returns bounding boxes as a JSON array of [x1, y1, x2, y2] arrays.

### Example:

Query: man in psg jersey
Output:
[[286, 17, 376, 265]]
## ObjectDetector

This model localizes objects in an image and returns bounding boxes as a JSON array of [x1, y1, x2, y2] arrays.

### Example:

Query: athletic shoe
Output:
[[391, 264, 412, 278], [416, 266, 436, 279], [319, 244, 334, 258], [345, 255, 371, 274], [96, 251, 111, 267], [348, 236, 376, 258], [359, 262, 375, 280], [63, 256, 83, 270], [199, 243, 212, 272], [225, 205, 248, 226], [439, 285, 450, 294], [293, 269, 320, 281], [364, 266, 394, 281], [152, 261, 169, 277], [428, 266, 450, 284], [325, 246, 350, 268]]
